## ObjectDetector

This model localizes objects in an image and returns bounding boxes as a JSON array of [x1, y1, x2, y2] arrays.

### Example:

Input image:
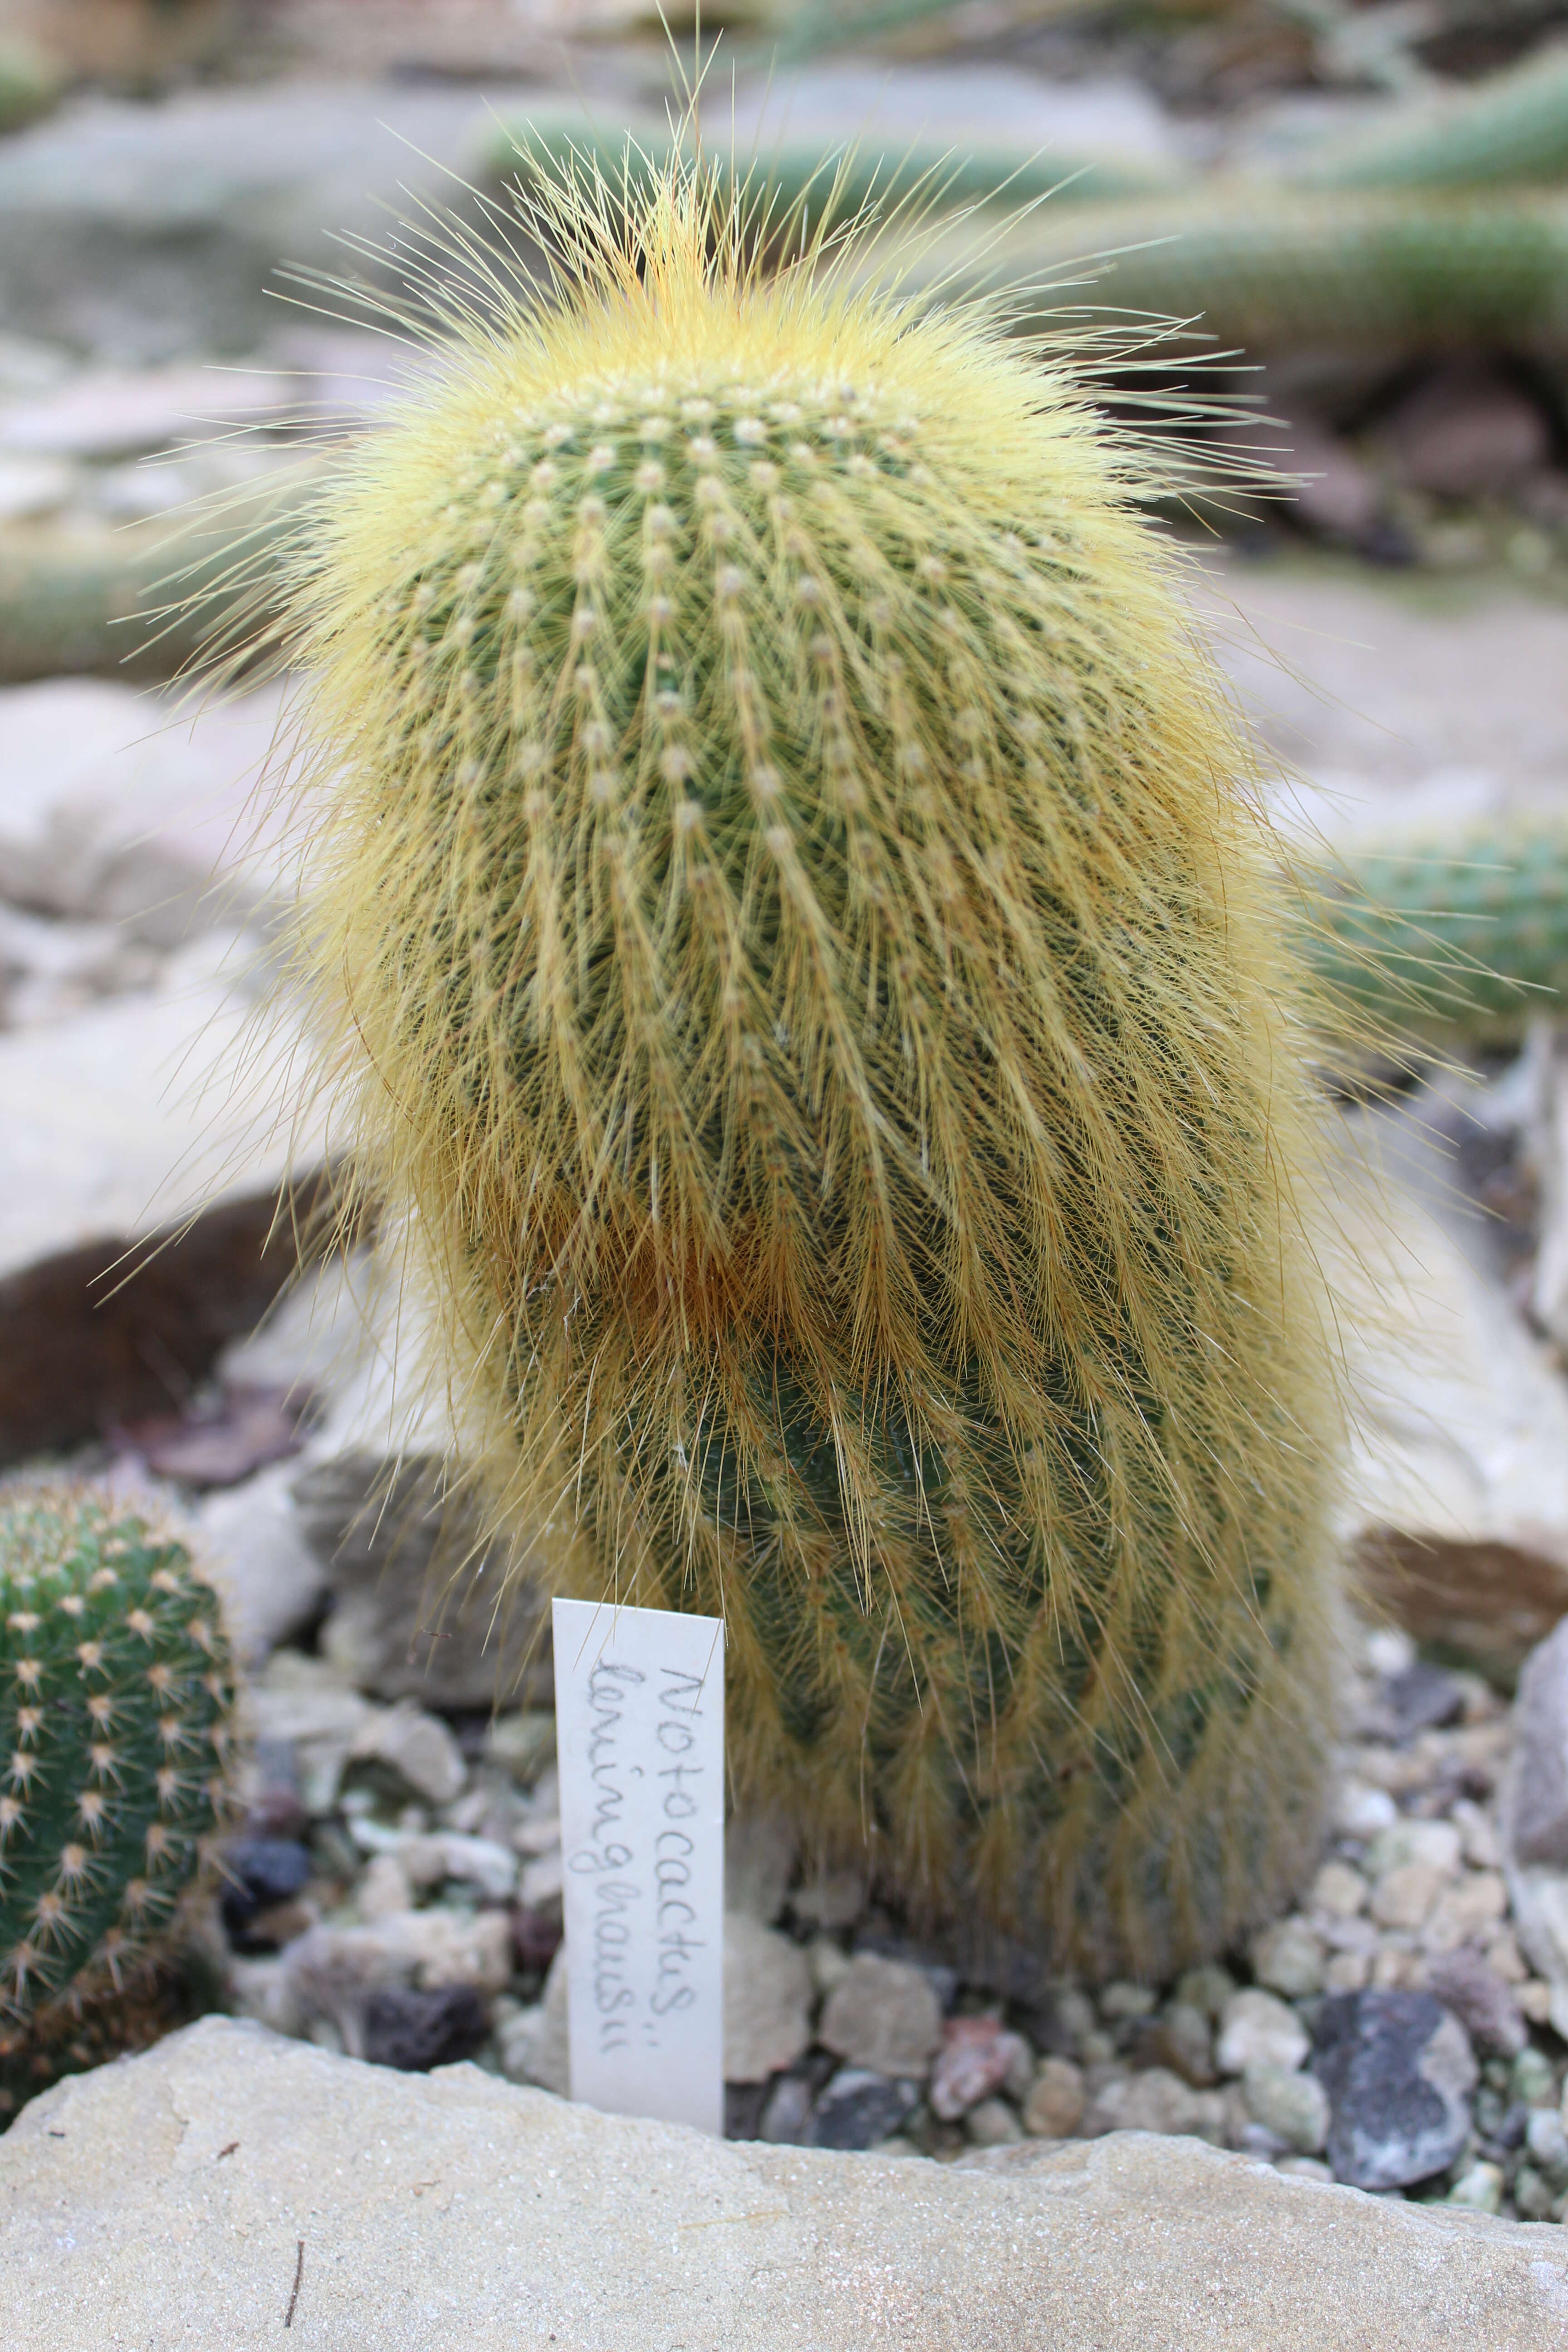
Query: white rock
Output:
[[9, 2018, 1568, 2349], [1334, 1780, 1398, 1838], [1082, 2068, 1225, 2142], [1311, 1862, 1369, 1919], [349, 1703, 466, 1808], [1215, 1989, 1311, 2078], [1250, 1920, 1326, 1999], [356, 1854, 413, 1922], [1322, 1148, 1568, 1656], [504, 1944, 570, 2096], [244, 1651, 373, 1813], [395, 1832, 518, 1904], [386, 1908, 513, 1997], [196, 1463, 327, 1667], [0, 675, 288, 937], [519, 1849, 564, 1910], [818, 1952, 943, 2078], [723, 1915, 813, 2085], [1366, 1822, 1464, 1880]]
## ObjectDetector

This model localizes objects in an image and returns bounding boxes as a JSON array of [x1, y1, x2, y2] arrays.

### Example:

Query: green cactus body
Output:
[[1308, 826, 1568, 1041], [895, 187, 1568, 363], [0, 1486, 234, 2023], [276, 161, 1342, 1975], [1295, 46, 1568, 194]]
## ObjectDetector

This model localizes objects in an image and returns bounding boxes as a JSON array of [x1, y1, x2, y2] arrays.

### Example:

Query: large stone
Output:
[[0, 675, 286, 931], [1508, 1618, 1568, 1869], [292, 1450, 550, 1710], [722, 1915, 813, 2087], [194, 1462, 328, 1667], [1313, 1990, 1477, 2191], [1501, 1624, 1568, 2036], [0, 995, 328, 1464], [1320, 1152, 1568, 1681], [818, 1952, 943, 2078], [5, 2018, 1568, 2349]]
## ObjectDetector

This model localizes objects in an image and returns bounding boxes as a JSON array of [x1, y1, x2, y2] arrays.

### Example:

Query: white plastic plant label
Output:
[[552, 1596, 725, 2135]]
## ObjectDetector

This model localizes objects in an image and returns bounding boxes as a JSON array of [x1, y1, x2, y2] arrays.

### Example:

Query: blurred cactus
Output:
[[265, 150, 1343, 1976], [0, 1484, 234, 2025], [892, 186, 1568, 363], [1308, 826, 1568, 1041], [1294, 45, 1568, 193], [0, 36, 63, 135], [477, 115, 1185, 218]]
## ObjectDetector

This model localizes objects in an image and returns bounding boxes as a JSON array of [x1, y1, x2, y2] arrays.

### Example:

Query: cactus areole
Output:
[[1, 1487, 233, 2023], [278, 154, 1343, 1975]]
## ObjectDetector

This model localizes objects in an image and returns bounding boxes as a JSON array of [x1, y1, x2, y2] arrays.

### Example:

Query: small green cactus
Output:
[[1308, 826, 1568, 1042], [0, 1484, 234, 2025], [262, 152, 1344, 1977]]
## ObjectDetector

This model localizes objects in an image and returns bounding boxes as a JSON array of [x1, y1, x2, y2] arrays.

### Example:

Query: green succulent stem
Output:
[[0, 1485, 234, 2026]]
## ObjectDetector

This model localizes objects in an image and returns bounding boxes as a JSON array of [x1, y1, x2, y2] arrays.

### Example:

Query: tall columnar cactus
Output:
[[896, 187, 1568, 365], [1308, 825, 1568, 1042], [0, 1484, 234, 2023], [273, 158, 1343, 1975]]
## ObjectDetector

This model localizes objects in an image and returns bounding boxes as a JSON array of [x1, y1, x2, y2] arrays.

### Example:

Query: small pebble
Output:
[[363, 1984, 489, 2072], [1215, 1989, 1309, 2078], [1365, 1821, 1463, 1880], [1099, 1981, 1157, 2022], [808, 2068, 920, 2152], [964, 2096, 1024, 2148], [1333, 1779, 1397, 1838], [1310, 1862, 1367, 1920], [818, 1954, 942, 2078], [1172, 1964, 1236, 2023], [1445, 2159, 1504, 2214], [1023, 2056, 1087, 2139], [1513, 2047, 1558, 2109], [1514, 2164, 1562, 2221], [1250, 1919, 1325, 1999], [808, 1937, 853, 1999], [1524, 2105, 1568, 2190], [1369, 1861, 1445, 1932], [1242, 2062, 1330, 2155]]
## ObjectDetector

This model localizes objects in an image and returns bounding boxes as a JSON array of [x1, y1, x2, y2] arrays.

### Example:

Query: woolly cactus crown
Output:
[[267, 152, 1342, 1971]]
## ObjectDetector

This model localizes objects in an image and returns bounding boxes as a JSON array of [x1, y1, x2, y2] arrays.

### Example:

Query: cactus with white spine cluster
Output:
[[259, 151, 1345, 1977], [0, 1484, 234, 2025]]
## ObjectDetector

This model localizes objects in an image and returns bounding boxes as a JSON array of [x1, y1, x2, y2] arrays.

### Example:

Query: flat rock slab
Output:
[[4, 2018, 1567, 2351]]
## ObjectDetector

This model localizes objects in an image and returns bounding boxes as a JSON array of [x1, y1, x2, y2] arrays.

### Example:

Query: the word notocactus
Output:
[[273, 158, 1342, 1974], [0, 1485, 234, 2023]]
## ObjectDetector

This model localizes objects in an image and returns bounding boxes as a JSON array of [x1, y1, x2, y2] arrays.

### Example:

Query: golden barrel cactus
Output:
[[271, 155, 1343, 1976]]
